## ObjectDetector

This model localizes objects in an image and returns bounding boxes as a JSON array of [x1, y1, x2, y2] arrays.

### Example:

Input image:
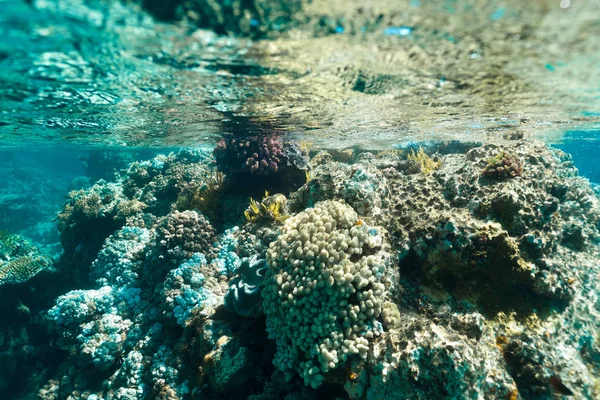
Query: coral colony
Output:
[[2, 138, 600, 400]]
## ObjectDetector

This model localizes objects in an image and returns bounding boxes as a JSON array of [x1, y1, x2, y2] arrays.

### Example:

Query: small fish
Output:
[[549, 375, 573, 396]]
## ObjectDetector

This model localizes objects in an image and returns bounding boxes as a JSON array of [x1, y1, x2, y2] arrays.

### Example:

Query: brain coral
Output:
[[262, 200, 395, 388]]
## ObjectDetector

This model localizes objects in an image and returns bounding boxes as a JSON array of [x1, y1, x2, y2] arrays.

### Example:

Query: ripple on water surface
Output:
[[0, 0, 599, 149]]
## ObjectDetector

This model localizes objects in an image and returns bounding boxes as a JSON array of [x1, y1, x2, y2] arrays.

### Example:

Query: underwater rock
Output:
[[347, 313, 516, 400], [379, 143, 598, 310], [290, 159, 389, 219]]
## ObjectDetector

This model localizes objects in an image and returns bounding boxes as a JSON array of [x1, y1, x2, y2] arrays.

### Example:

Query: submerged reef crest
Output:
[[4, 141, 600, 400]]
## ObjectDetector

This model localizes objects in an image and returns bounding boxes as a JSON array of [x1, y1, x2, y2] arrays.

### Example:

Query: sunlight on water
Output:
[[1, 0, 599, 148]]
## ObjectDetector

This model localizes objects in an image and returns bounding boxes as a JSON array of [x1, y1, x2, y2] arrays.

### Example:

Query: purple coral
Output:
[[482, 151, 523, 180], [214, 135, 286, 175]]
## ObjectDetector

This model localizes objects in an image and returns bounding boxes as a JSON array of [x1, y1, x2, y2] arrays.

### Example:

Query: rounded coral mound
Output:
[[262, 200, 395, 388]]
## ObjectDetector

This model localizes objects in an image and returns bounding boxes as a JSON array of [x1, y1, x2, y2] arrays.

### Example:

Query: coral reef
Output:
[[213, 135, 310, 195], [4, 140, 600, 400], [57, 148, 215, 284], [214, 136, 286, 175], [175, 171, 224, 224], [482, 150, 523, 180], [286, 141, 600, 398], [145, 210, 217, 272], [44, 216, 229, 398], [290, 154, 389, 219], [406, 147, 441, 174], [0, 234, 64, 399], [244, 192, 289, 224]]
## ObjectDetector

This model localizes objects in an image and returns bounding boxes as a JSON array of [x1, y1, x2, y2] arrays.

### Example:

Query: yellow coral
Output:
[[176, 171, 223, 220], [407, 147, 441, 174], [244, 197, 262, 222], [298, 140, 313, 155], [244, 192, 288, 223]]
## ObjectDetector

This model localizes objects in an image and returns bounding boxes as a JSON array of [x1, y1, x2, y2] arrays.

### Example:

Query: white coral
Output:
[[263, 200, 394, 388]]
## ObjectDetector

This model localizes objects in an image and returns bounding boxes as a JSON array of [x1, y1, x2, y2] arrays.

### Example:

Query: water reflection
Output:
[[0, 0, 599, 148]]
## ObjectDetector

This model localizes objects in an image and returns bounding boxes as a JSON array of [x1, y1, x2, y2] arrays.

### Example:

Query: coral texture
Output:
[[0, 233, 52, 286], [214, 135, 309, 176], [8, 141, 600, 400], [262, 200, 394, 388]]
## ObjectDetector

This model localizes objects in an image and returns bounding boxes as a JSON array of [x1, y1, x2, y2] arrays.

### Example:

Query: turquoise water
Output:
[[2, 1, 600, 399]]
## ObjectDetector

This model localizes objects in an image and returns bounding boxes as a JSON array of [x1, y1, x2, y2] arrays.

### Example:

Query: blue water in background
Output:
[[555, 130, 600, 184]]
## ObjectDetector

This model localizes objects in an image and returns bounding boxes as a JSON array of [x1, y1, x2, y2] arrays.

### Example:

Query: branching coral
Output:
[[213, 135, 309, 177], [214, 136, 286, 175], [406, 147, 441, 174], [482, 151, 523, 180]]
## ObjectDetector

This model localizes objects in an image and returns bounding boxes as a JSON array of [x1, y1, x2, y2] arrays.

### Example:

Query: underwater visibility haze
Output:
[[1, 0, 600, 399]]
